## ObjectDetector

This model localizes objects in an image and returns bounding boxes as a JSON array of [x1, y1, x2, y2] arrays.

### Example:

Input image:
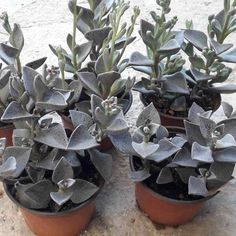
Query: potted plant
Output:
[[50, 0, 140, 114], [0, 108, 113, 236], [129, 0, 236, 128], [123, 102, 236, 226], [0, 12, 48, 146]]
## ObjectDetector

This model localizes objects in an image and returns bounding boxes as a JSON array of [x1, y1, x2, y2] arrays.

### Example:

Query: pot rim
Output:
[[3, 178, 104, 217], [0, 124, 15, 130], [129, 156, 219, 205]]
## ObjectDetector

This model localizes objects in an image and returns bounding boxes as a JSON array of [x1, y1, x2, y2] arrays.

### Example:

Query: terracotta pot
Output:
[[0, 124, 14, 147], [139, 92, 221, 129], [98, 137, 113, 151], [130, 157, 217, 226], [4, 180, 104, 236]]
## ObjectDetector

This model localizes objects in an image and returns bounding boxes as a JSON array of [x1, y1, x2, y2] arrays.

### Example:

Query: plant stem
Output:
[[72, 0, 77, 70], [219, 12, 230, 43]]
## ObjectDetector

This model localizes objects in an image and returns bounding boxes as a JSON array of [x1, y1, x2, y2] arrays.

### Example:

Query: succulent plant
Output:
[[70, 94, 130, 151], [128, 0, 189, 114], [0, 13, 47, 125], [49, 0, 139, 111], [0, 110, 112, 211], [128, 102, 236, 199], [183, 0, 236, 97]]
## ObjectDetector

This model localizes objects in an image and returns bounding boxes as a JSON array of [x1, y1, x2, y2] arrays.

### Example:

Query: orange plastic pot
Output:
[[4, 180, 104, 236], [135, 182, 208, 226], [130, 157, 217, 226], [0, 124, 14, 147]]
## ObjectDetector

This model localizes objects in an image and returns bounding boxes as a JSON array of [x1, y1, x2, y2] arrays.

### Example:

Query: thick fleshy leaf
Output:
[[113, 36, 136, 50], [13, 128, 33, 147], [156, 167, 173, 184], [188, 176, 208, 196], [3, 147, 31, 178], [158, 39, 180, 55], [214, 147, 236, 163], [10, 24, 24, 51], [184, 120, 206, 145], [132, 65, 152, 75], [148, 139, 180, 162], [76, 6, 94, 34], [50, 190, 73, 206], [106, 118, 128, 134], [221, 101, 233, 118], [34, 123, 68, 149], [210, 105, 227, 123], [210, 162, 234, 182], [163, 72, 189, 94], [0, 43, 18, 65], [188, 102, 205, 124], [71, 179, 99, 204], [63, 151, 81, 167], [210, 39, 233, 55], [129, 168, 151, 182], [85, 27, 111, 45], [77, 72, 101, 96], [136, 103, 160, 127], [175, 167, 197, 184], [0, 156, 16, 178], [219, 48, 236, 63], [25, 165, 45, 183], [215, 134, 236, 149], [209, 83, 236, 94], [198, 115, 216, 139], [69, 110, 93, 129], [15, 182, 53, 209], [98, 71, 121, 97], [52, 157, 74, 184], [36, 148, 61, 170], [0, 68, 11, 89], [22, 66, 41, 100], [184, 29, 208, 51], [67, 125, 99, 150], [219, 118, 236, 140], [24, 180, 55, 209], [172, 147, 198, 167], [108, 131, 133, 154], [171, 136, 187, 148], [190, 68, 214, 82], [88, 149, 112, 181], [109, 78, 126, 97], [132, 141, 159, 159], [191, 142, 213, 163], [25, 57, 47, 70], [155, 125, 169, 143], [129, 52, 153, 66], [91, 94, 103, 117], [75, 41, 93, 64], [1, 101, 33, 122]]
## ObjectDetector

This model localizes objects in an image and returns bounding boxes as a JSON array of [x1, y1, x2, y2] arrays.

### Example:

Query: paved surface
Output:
[[0, 0, 236, 235]]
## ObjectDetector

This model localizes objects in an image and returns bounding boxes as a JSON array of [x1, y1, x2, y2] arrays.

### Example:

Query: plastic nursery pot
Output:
[[139, 92, 221, 129], [98, 137, 113, 151], [3, 180, 104, 236], [0, 124, 14, 147], [130, 157, 217, 226]]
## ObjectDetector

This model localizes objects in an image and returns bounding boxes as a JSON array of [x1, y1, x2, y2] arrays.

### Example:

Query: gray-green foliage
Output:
[[0, 109, 113, 210], [129, 0, 188, 111], [184, 0, 236, 94], [128, 102, 236, 198]]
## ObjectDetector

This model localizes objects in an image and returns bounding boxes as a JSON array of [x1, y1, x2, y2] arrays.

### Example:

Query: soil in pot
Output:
[[0, 123, 14, 147], [4, 153, 104, 236], [139, 89, 221, 128], [130, 156, 216, 226]]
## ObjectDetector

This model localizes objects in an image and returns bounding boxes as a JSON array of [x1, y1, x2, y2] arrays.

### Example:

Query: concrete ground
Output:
[[0, 0, 236, 235]]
